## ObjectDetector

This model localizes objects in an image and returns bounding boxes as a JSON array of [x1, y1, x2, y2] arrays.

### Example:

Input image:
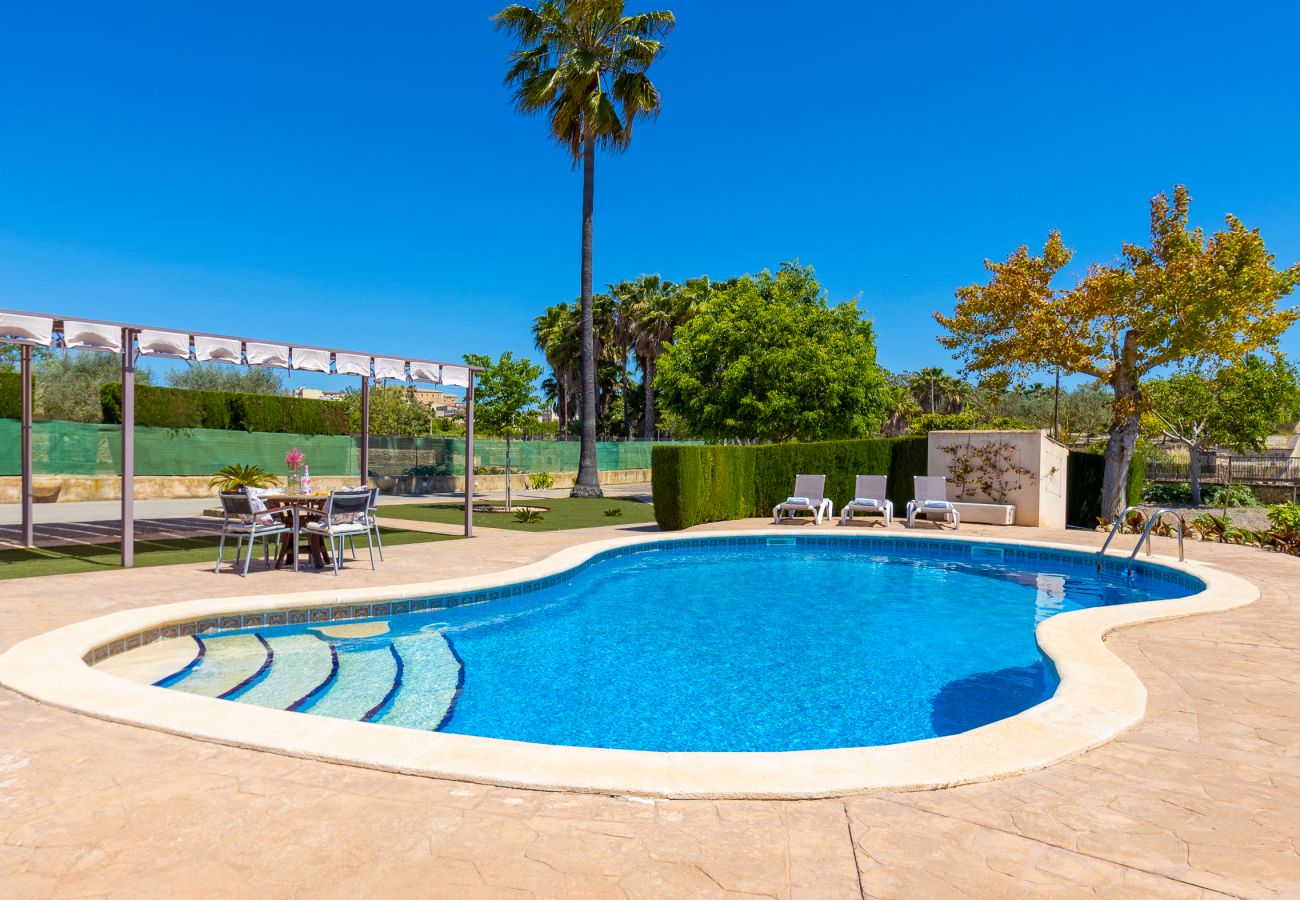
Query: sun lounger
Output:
[[773, 474, 834, 525], [839, 475, 893, 526], [906, 476, 959, 529]]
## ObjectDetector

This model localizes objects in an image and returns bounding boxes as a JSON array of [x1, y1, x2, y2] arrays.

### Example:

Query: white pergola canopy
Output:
[[2, 308, 481, 565]]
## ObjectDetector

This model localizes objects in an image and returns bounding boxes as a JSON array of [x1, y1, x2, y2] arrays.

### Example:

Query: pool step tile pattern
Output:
[[167, 634, 269, 699], [377, 634, 462, 731], [236, 635, 335, 710], [305, 643, 401, 723]]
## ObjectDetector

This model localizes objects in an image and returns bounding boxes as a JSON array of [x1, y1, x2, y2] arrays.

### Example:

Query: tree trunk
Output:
[[621, 359, 631, 441], [1101, 331, 1142, 521], [1188, 443, 1202, 506], [571, 134, 603, 498], [556, 380, 567, 441], [505, 434, 512, 511], [642, 353, 656, 441]]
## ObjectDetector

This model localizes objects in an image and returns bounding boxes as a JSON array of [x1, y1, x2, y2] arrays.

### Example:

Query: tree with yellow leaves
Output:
[[935, 186, 1299, 520]]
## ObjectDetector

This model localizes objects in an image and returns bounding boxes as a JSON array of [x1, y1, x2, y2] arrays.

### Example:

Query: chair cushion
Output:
[[923, 500, 951, 509], [304, 521, 369, 535], [852, 498, 881, 508], [784, 497, 811, 506]]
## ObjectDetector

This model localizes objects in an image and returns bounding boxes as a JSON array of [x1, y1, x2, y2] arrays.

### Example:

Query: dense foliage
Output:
[[36, 352, 154, 423], [167, 362, 285, 395], [655, 263, 890, 442], [101, 384, 350, 435], [651, 437, 927, 530], [937, 185, 1300, 518], [1144, 354, 1300, 503], [1066, 451, 1146, 527]]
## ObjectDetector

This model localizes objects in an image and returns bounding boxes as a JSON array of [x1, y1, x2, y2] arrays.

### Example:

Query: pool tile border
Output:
[[0, 529, 1259, 800], [76, 534, 1204, 667]]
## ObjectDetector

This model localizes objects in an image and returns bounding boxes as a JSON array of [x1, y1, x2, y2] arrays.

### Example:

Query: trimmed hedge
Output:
[[652, 437, 929, 531], [0, 371, 25, 419], [101, 384, 350, 436], [1066, 450, 1145, 527]]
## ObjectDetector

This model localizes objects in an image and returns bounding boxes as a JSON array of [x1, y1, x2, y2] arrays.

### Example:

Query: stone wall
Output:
[[926, 430, 1069, 529]]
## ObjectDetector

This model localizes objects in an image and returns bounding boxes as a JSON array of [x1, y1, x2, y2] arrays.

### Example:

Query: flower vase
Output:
[[287, 468, 303, 494]]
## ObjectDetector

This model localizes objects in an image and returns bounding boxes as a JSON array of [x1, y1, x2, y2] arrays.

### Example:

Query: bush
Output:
[[1066, 450, 1145, 527], [0, 371, 27, 419], [1141, 482, 1193, 505], [526, 471, 555, 490], [652, 437, 927, 531], [101, 384, 350, 435], [1267, 502, 1300, 532], [1203, 484, 1257, 508]]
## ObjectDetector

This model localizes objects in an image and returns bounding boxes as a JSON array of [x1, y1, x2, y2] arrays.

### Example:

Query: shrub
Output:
[[513, 508, 544, 524], [1066, 450, 1145, 527], [100, 384, 350, 435], [652, 437, 927, 531], [1141, 482, 1193, 505], [0, 371, 31, 419], [603, 507, 624, 517], [526, 471, 555, 490], [1266, 502, 1300, 532], [1203, 484, 1257, 508]]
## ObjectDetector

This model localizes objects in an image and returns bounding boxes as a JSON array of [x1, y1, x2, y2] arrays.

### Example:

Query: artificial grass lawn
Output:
[[378, 496, 656, 532], [0, 527, 455, 580]]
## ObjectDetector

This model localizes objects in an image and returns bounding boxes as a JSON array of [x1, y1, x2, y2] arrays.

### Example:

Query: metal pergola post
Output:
[[20, 344, 33, 547], [121, 328, 136, 568], [360, 375, 370, 488], [464, 371, 475, 538]]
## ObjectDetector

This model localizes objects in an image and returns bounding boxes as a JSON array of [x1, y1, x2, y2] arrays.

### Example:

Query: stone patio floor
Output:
[[0, 516, 1297, 898]]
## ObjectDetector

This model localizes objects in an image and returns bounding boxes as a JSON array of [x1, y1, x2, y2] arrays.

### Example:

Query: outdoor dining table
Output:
[[264, 493, 333, 570]]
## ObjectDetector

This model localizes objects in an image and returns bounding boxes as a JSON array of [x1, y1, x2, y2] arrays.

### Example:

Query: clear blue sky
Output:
[[3, 0, 1299, 389]]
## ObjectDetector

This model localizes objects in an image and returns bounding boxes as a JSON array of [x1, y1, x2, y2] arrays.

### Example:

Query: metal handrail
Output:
[[1096, 506, 1144, 570], [1095, 505, 1186, 574], [1127, 508, 1185, 571]]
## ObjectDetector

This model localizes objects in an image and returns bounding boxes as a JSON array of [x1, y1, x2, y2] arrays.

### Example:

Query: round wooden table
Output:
[[264, 493, 333, 570]]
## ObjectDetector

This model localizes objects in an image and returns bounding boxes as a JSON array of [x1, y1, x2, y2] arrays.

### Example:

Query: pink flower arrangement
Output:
[[285, 448, 305, 469]]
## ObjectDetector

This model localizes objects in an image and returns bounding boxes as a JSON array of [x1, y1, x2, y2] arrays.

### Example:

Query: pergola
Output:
[[1, 309, 480, 565]]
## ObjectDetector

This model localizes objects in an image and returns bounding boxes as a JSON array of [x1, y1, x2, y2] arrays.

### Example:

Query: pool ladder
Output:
[[1096, 506, 1185, 575]]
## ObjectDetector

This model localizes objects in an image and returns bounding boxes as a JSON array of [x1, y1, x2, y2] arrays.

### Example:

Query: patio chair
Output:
[[338, 486, 384, 563], [906, 476, 960, 529], [215, 491, 293, 577], [773, 474, 834, 525], [302, 490, 376, 575], [839, 475, 893, 526]]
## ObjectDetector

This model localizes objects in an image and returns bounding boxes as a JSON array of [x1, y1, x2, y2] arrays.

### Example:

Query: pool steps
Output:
[[155, 631, 463, 730]]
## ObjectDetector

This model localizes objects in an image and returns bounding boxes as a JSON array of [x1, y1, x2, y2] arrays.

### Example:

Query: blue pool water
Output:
[[148, 539, 1200, 752]]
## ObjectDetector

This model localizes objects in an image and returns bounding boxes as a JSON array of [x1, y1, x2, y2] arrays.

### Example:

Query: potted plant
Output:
[[285, 447, 305, 493], [209, 464, 280, 493]]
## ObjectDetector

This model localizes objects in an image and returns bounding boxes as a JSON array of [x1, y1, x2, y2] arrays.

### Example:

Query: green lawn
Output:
[[378, 496, 656, 532], [0, 527, 455, 580]]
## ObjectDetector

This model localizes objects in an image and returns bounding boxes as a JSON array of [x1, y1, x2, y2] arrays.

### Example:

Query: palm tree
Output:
[[532, 303, 579, 438], [905, 368, 972, 415], [495, 1, 675, 498], [625, 274, 679, 440]]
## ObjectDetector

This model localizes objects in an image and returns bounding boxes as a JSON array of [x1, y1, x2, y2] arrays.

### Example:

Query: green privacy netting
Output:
[[0, 419, 682, 477], [0, 420, 359, 476]]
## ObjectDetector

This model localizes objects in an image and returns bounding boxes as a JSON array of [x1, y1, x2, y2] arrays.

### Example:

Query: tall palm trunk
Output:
[[642, 352, 657, 440], [572, 133, 603, 498]]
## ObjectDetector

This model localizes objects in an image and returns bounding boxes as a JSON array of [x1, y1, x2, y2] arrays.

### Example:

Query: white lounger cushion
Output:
[[852, 498, 882, 507], [924, 500, 951, 509], [785, 496, 812, 506]]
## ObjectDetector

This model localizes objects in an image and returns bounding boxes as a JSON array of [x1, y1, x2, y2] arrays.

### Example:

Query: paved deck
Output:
[[0, 517, 1296, 898]]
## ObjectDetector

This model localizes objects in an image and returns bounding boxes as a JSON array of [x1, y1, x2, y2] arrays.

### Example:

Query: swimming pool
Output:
[[140, 536, 1201, 753]]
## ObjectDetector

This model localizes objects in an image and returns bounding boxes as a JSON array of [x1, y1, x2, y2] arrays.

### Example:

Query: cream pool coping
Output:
[[0, 529, 1260, 800]]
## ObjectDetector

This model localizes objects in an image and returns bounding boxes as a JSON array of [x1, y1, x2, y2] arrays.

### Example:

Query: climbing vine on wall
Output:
[[939, 441, 1036, 505]]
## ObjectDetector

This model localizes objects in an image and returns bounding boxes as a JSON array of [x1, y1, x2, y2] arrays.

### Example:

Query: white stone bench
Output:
[[951, 502, 1016, 526]]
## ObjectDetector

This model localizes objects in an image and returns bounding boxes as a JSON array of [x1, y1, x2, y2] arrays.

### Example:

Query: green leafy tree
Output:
[[656, 262, 890, 442], [464, 351, 543, 509], [496, 0, 675, 498], [1145, 354, 1300, 504], [167, 362, 285, 395], [344, 385, 437, 437], [937, 186, 1300, 519], [35, 352, 153, 422]]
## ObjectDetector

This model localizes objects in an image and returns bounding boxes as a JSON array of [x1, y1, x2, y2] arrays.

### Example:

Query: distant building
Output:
[[411, 388, 464, 419], [292, 387, 346, 401]]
